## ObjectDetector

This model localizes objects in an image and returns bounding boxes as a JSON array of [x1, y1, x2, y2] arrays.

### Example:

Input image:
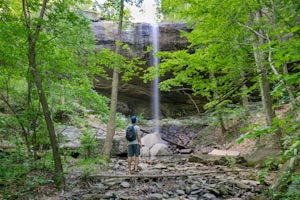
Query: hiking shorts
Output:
[[128, 144, 140, 157]]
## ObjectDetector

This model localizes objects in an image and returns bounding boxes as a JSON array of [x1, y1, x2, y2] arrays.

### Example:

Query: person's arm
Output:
[[138, 134, 142, 145], [137, 126, 142, 145]]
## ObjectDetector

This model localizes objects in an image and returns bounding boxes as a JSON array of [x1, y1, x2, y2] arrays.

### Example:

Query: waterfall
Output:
[[151, 24, 160, 133]]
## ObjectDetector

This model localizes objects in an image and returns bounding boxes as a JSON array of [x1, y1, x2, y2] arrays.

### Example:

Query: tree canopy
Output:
[[0, 0, 299, 198]]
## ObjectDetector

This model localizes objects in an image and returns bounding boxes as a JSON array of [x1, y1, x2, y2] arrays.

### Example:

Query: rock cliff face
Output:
[[91, 20, 206, 119]]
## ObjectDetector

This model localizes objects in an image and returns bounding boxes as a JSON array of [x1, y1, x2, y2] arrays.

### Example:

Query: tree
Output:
[[96, 0, 144, 159], [261, 0, 299, 111], [102, 0, 125, 159], [0, 0, 107, 186], [21, 0, 65, 186], [149, 0, 255, 133], [251, 8, 276, 128], [238, 0, 300, 142], [157, 0, 299, 145]]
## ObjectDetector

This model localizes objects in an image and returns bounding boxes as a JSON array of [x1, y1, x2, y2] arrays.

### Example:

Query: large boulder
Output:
[[229, 133, 283, 168], [244, 143, 282, 167], [57, 126, 128, 156], [95, 135, 127, 155], [150, 143, 172, 157], [58, 126, 82, 150], [141, 132, 163, 149], [140, 132, 172, 157]]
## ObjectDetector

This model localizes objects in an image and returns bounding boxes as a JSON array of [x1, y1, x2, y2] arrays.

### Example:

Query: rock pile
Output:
[[62, 156, 266, 200]]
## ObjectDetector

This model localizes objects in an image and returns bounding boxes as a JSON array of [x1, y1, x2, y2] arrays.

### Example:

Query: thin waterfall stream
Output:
[[151, 23, 160, 133]]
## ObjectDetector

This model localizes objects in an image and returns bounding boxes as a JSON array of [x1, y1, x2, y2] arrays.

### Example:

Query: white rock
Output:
[[150, 143, 172, 157], [141, 146, 150, 157], [208, 149, 240, 157], [141, 132, 163, 149]]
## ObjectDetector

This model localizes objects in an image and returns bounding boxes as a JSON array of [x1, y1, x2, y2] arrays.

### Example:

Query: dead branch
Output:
[[140, 128, 150, 134], [237, 22, 267, 40], [89, 169, 250, 179], [182, 90, 201, 114], [161, 136, 193, 149]]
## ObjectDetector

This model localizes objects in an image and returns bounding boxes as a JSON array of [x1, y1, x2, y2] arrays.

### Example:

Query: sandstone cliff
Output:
[[91, 20, 206, 119]]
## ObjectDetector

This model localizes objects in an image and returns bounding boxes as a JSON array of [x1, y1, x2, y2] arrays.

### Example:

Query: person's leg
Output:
[[127, 144, 134, 174], [127, 156, 132, 174], [134, 156, 139, 171], [134, 144, 140, 171]]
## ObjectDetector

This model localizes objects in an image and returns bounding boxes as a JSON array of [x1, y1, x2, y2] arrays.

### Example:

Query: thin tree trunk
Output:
[[102, 0, 124, 159], [269, 0, 298, 110], [218, 111, 227, 135], [29, 58, 64, 185], [252, 9, 282, 146], [253, 9, 275, 127], [0, 92, 31, 154], [210, 73, 227, 136], [266, 34, 297, 109], [22, 0, 65, 186], [241, 71, 249, 114]]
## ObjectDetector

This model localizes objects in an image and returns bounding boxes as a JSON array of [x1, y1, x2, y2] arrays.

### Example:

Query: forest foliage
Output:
[[0, 0, 141, 194], [152, 0, 299, 199], [0, 0, 299, 199]]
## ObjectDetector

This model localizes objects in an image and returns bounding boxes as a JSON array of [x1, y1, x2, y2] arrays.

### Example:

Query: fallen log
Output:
[[140, 128, 150, 134], [89, 169, 250, 179]]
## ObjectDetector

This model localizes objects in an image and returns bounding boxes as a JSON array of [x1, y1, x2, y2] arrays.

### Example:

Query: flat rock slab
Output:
[[179, 148, 194, 154], [208, 149, 240, 157]]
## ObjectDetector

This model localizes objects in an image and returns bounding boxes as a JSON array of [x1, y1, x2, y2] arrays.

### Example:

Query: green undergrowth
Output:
[[0, 150, 55, 199]]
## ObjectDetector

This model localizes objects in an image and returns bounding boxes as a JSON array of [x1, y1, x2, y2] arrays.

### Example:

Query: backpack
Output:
[[126, 125, 136, 141]]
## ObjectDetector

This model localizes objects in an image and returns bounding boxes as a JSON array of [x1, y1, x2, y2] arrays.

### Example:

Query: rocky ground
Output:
[[40, 154, 274, 200], [29, 108, 283, 200], [39, 115, 277, 200]]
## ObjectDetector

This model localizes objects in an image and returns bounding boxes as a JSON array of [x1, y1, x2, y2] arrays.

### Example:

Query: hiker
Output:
[[126, 115, 141, 174]]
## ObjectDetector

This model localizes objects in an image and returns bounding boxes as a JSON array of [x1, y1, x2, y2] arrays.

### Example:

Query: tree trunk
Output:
[[282, 63, 296, 105], [252, 9, 282, 146], [102, 0, 124, 159], [269, 0, 298, 111], [218, 111, 227, 136], [266, 34, 298, 110], [29, 57, 65, 186], [22, 0, 65, 187], [0, 92, 31, 154], [241, 71, 249, 115], [253, 10, 275, 127]]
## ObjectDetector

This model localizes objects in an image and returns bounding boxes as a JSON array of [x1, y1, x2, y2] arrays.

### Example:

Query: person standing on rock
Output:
[[126, 116, 142, 174]]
